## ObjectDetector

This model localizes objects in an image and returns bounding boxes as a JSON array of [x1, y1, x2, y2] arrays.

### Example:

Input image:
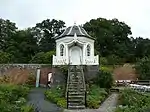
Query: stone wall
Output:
[[0, 64, 65, 86], [0, 64, 99, 86], [83, 65, 99, 81]]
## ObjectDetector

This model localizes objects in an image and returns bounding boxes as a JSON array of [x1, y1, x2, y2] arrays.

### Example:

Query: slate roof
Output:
[[54, 25, 94, 40]]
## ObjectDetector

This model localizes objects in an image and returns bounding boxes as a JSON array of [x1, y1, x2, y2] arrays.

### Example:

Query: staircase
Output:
[[66, 65, 86, 109]]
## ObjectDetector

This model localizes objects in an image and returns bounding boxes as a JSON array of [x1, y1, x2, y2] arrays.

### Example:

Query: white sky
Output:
[[0, 0, 150, 38]]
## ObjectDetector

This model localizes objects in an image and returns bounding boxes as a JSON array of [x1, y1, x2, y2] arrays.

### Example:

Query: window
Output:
[[87, 44, 91, 56], [60, 44, 64, 56]]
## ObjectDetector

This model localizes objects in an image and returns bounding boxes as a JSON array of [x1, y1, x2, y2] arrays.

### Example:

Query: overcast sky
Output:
[[0, 0, 150, 38]]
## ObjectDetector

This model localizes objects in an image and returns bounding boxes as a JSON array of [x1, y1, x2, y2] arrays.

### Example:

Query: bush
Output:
[[100, 65, 114, 72], [45, 85, 67, 108], [0, 84, 32, 112], [135, 56, 150, 80], [106, 55, 122, 65], [100, 57, 108, 65], [116, 88, 150, 112], [0, 75, 11, 84], [57, 98, 67, 108], [25, 73, 36, 85], [21, 105, 34, 112], [86, 85, 108, 109], [93, 70, 114, 88]]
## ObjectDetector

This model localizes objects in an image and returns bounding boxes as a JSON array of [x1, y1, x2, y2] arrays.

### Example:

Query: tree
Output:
[[83, 18, 132, 62], [135, 56, 150, 80], [32, 19, 66, 52], [0, 18, 17, 51], [133, 37, 150, 58], [93, 70, 114, 88], [0, 51, 13, 63], [30, 51, 55, 64], [7, 28, 38, 63]]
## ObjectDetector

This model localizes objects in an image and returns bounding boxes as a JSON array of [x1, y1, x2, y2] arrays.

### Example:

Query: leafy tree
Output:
[[133, 37, 150, 58], [32, 19, 66, 52], [30, 51, 55, 64], [93, 70, 114, 88], [135, 56, 150, 80], [83, 18, 132, 62], [0, 51, 13, 63], [7, 29, 38, 63], [0, 18, 17, 51]]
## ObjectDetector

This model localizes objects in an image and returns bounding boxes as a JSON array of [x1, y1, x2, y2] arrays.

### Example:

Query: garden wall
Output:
[[0, 64, 65, 86]]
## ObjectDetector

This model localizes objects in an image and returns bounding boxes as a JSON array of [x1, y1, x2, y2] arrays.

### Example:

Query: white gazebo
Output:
[[52, 24, 99, 65]]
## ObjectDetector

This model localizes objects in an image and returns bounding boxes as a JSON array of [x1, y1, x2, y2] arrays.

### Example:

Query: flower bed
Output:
[[0, 84, 34, 112], [86, 85, 108, 109], [45, 84, 108, 109], [45, 85, 67, 108]]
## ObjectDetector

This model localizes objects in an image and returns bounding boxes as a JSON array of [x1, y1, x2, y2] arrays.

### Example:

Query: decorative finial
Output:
[[74, 21, 76, 25]]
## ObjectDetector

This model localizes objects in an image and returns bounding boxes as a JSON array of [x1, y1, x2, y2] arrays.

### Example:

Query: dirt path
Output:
[[27, 88, 62, 112]]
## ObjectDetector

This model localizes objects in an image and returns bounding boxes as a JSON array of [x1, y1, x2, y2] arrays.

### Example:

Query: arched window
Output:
[[60, 44, 64, 56], [87, 44, 91, 56]]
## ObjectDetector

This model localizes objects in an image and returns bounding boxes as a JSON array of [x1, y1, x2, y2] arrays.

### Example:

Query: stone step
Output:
[[68, 88, 85, 91], [68, 99, 83, 103], [70, 80, 83, 82], [68, 105, 85, 109], [68, 91, 85, 95], [68, 102, 84, 106], [68, 82, 82, 84], [68, 95, 85, 99], [68, 83, 82, 86], [68, 89, 85, 92], [68, 86, 84, 88]]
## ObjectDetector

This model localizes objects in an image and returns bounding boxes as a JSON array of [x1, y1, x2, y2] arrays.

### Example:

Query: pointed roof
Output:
[[54, 25, 95, 40]]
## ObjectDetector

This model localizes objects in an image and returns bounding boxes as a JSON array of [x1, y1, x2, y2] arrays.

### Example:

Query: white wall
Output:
[[53, 36, 99, 65]]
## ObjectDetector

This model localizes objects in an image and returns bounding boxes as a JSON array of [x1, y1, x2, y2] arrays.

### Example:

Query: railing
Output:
[[80, 57, 86, 106], [84, 55, 99, 65], [53, 55, 68, 65], [67, 91, 69, 109], [65, 58, 71, 98]]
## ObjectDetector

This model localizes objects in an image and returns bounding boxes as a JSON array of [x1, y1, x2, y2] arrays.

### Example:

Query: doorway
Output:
[[70, 46, 82, 65]]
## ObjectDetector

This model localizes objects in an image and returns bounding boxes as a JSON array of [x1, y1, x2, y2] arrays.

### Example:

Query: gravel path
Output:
[[27, 88, 62, 112], [98, 93, 119, 112]]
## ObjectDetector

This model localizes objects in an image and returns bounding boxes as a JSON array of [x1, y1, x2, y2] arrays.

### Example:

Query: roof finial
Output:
[[74, 21, 76, 25]]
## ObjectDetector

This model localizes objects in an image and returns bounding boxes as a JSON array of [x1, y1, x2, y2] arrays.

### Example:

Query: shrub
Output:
[[93, 70, 114, 88], [0, 75, 11, 84], [57, 98, 67, 108], [0, 84, 31, 112], [25, 73, 36, 85], [100, 57, 108, 65], [86, 85, 108, 109], [135, 56, 150, 80], [106, 54, 122, 65], [45, 85, 66, 108], [100, 65, 113, 72], [116, 88, 150, 112], [21, 105, 34, 112]]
